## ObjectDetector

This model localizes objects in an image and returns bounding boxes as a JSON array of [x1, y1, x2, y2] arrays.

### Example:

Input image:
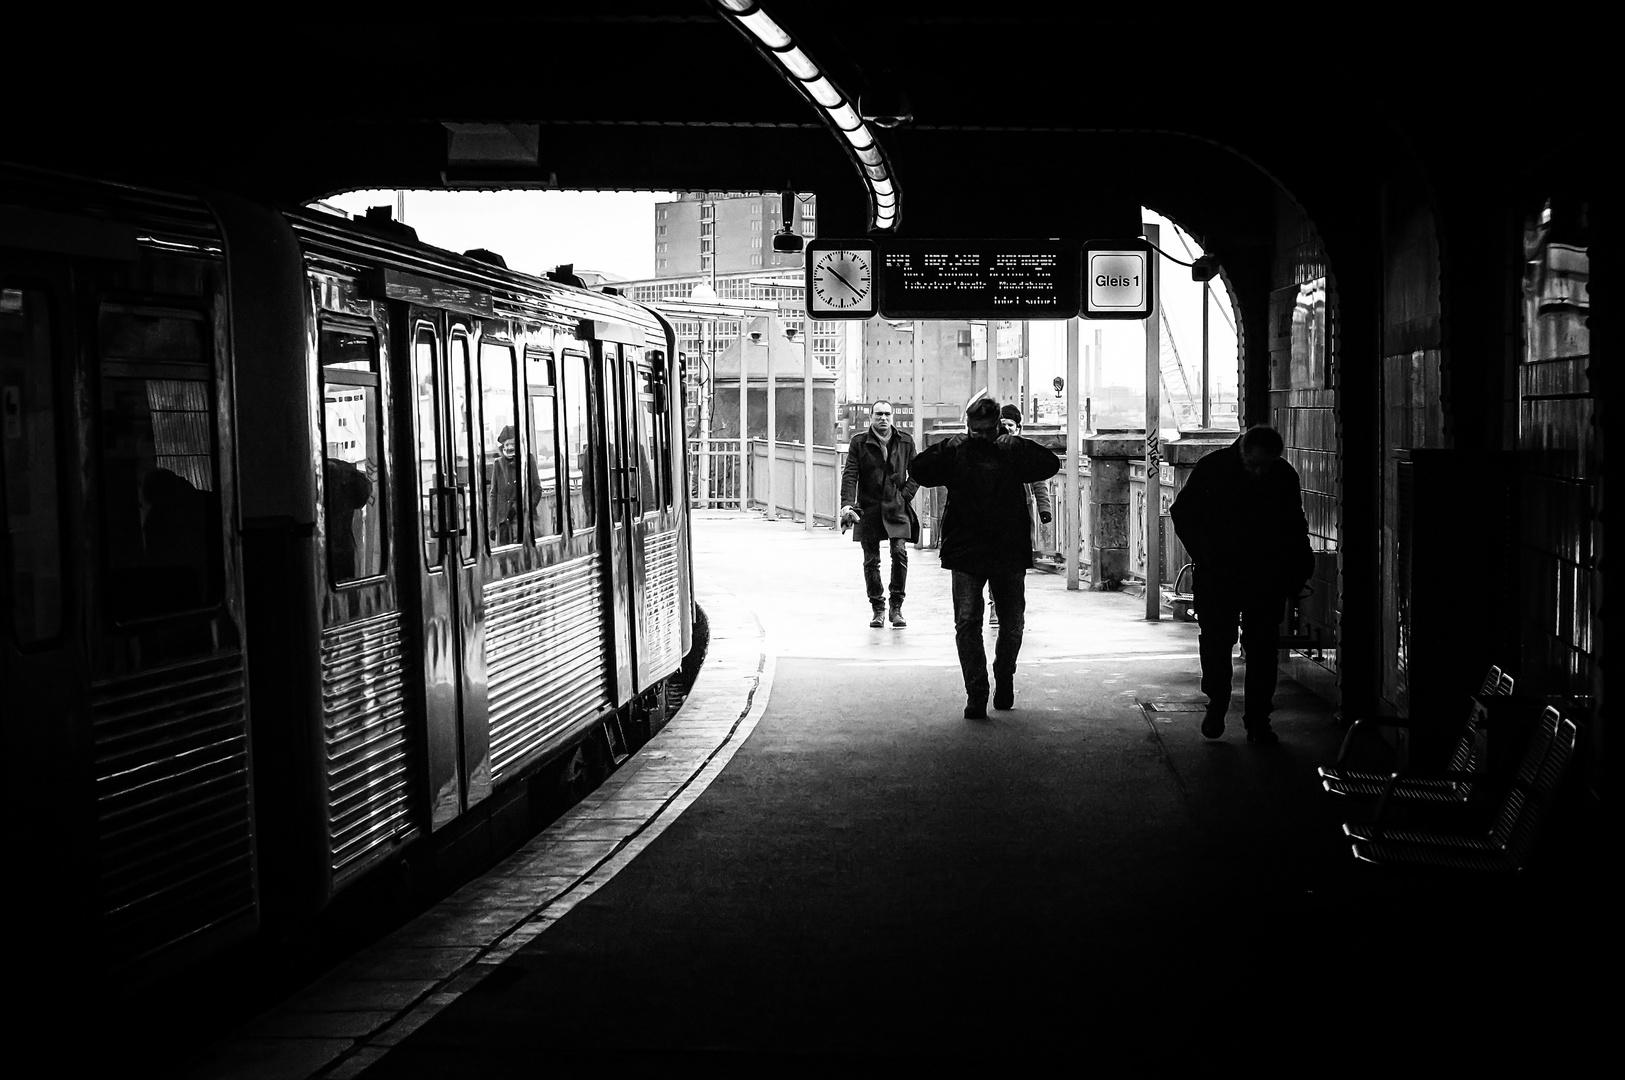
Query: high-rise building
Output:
[[654, 192, 816, 277]]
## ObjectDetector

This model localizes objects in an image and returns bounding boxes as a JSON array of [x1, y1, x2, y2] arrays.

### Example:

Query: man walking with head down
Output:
[[840, 401, 920, 628], [909, 396, 1060, 719], [1169, 424, 1315, 744]]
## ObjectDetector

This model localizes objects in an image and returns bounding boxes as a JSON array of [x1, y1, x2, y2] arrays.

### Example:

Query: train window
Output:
[[562, 352, 595, 533], [479, 341, 525, 548], [413, 327, 442, 567], [526, 349, 562, 541], [319, 325, 383, 584], [449, 332, 476, 561], [641, 359, 671, 510], [1, 287, 64, 644], [96, 305, 222, 621], [632, 361, 658, 513]]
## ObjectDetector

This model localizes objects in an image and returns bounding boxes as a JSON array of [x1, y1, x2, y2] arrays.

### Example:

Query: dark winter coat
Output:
[[1169, 439, 1315, 599], [908, 433, 1060, 573], [840, 428, 920, 543]]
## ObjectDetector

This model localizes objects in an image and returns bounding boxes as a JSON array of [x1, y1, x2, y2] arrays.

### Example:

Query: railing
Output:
[[687, 437, 845, 524], [687, 438, 745, 510], [747, 440, 844, 527]]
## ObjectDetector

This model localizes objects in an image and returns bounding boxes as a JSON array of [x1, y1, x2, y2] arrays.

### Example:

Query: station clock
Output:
[[805, 240, 877, 319]]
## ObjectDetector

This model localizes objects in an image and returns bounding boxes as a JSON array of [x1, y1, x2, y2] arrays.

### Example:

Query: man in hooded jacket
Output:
[[908, 396, 1060, 718]]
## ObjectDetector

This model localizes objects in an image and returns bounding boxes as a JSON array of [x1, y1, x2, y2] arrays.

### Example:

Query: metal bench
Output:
[[1342, 706, 1577, 873], [1318, 665, 1511, 803]]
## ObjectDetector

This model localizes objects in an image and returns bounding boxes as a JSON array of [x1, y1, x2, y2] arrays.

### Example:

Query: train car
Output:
[[1, 166, 691, 991]]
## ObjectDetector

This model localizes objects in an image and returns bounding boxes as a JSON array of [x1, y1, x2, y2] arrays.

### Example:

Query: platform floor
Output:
[[178, 511, 1598, 1076]]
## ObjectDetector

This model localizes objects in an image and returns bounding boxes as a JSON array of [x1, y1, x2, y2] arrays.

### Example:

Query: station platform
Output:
[[175, 511, 1596, 1075]]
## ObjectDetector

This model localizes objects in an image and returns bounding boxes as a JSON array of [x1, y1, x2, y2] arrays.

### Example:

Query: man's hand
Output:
[[840, 506, 860, 527], [1040, 510, 1052, 524]]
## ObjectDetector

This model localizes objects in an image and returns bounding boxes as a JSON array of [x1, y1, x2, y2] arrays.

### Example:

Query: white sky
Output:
[[312, 192, 1238, 410], [316, 189, 674, 281]]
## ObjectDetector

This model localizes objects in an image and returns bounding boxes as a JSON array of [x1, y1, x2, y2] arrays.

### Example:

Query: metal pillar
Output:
[[1143, 222, 1161, 621], [738, 322, 748, 512], [802, 329, 814, 531], [764, 329, 776, 519], [1201, 282, 1211, 429], [912, 320, 924, 547], [1065, 317, 1081, 591], [697, 323, 710, 509]]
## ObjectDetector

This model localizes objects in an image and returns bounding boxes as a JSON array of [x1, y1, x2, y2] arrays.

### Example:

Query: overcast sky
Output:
[[316, 189, 673, 281]]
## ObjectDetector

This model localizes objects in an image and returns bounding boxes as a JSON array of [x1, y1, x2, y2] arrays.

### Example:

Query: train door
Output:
[[405, 312, 491, 829], [596, 339, 635, 702], [86, 266, 257, 974], [617, 346, 659, 690]]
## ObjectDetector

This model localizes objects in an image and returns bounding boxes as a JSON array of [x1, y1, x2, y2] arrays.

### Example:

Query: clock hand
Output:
[[827, 265, 861, 293]]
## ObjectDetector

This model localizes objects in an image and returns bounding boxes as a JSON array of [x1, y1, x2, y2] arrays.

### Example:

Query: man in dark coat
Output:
[[908, 396, 1060, 718], [840, 400, 920, 628], [1169, 425, 1315, 744]]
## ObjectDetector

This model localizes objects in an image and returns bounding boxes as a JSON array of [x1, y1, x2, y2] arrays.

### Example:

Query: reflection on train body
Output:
[[0, 166, 693, 990]]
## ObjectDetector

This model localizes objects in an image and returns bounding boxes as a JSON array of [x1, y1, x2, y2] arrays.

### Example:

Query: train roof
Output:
[[285, 206, 666, 344]]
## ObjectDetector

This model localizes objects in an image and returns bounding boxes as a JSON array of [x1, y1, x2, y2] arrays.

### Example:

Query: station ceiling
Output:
[[9, 4, 1587, 259]]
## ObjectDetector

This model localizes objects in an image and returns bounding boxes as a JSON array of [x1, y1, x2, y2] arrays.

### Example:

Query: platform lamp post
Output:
[[883, 319, 925, 546]]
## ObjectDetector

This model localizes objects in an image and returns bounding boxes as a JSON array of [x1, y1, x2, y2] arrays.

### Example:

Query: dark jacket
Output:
[[908, 433, 1060, 572], [841, 427, 921, 543], [1169, 439, 1315, 597]]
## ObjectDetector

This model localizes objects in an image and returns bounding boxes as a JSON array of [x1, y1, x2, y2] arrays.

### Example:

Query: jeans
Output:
[[950, 568, 1026, 697], [1195, 587, 1286, 726], [861, 536, 909, 604]]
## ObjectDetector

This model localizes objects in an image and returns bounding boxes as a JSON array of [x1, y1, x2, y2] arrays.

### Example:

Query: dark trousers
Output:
[[1196, 586, 1286, 726], [861, 536, 909, 605], [951, 569, 1025, 697]]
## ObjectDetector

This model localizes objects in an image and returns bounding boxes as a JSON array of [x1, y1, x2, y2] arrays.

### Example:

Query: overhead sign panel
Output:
[[877, 240, 1079, 320], [1083, 238, 1154, 320]]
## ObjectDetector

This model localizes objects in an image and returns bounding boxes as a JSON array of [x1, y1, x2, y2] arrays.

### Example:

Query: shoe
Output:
[[869, 604, 885, 629], [993, 677, 1014, 710], [965, 694, 989, 720], [888, 601, 907, 628], [1200, 706, 1226, 739], [1246, 726, 1279, 745]]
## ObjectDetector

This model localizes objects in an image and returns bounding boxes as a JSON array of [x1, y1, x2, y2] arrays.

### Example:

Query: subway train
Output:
[[0, 165, 693, 990]]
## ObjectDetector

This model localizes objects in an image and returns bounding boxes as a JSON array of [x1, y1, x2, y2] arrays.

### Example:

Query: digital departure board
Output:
[[876, 241, 1079, 320]]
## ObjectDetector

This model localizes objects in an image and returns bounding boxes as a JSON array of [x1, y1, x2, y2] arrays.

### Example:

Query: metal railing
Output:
[[687, 438, 744, 510]]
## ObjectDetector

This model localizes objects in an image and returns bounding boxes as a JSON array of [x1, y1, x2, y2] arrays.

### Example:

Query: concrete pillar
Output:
[[1083, 431, 1142, 590]]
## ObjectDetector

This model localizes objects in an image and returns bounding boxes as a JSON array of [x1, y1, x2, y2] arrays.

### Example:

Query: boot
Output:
[[993, 676, 1014, 710], [869, 602, 885, 628], [888, 599, 907, 627]]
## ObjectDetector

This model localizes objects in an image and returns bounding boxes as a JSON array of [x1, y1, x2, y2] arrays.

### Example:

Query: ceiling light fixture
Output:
[[712, 0, 900, 233]]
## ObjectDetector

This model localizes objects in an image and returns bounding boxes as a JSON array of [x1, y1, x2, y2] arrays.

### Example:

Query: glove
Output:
[[1039, 510, 1052, 525]]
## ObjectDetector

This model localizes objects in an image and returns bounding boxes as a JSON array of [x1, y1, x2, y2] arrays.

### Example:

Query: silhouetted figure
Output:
[[986, 403, 1053, 627], [840, 400, 919, 628], [141, 466, 209, 609], [324, 456, 373, 581], [1169, 425, 1314, 744], [909, 396, 1060, 719]]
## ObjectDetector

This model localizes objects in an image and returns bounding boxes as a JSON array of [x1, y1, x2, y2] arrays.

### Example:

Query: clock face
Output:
[[806, 243, 876, 318]]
